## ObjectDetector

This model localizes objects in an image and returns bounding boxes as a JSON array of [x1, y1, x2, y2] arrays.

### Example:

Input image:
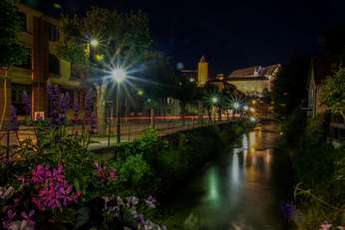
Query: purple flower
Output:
[[138, 213, 145, 225], [22, 91, 31, 116], [85, 89, 95, 114], [71, 103, 80, 125], [280, 202, 295, 222], [2, 209, 16, 229], [21, 210, 35, 228], [9, 105, 18, 131], [28, 164, 80, 210], [89, 112, 97, 134], [144, 195, 157, 209], [126, 196, 139, 208]]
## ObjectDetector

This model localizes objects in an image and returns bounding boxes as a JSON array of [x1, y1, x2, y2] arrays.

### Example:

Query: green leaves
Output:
[[0, 0, 26, 67], [321, 68, 345, 119]]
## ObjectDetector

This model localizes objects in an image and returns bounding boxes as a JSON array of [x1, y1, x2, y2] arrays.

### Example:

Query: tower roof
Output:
[[199, 56, 207, 63]]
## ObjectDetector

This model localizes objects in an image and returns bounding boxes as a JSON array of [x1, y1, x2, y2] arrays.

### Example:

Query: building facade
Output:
[[227, 64, 281, 96], [0, 3, 83, 124], [197, 56, 208, 86]]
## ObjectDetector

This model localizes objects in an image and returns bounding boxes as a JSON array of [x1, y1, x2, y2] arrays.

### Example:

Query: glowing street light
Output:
[[211, 96, 218, 104], [233, 102, 240, 110], [250, 107, 256, 113], [111, 67, 127, 144], [250, 117, 256, 122], [243, 105, 249, 111], [111, 67, 127, 83], [90, 38, 99, 48], [137, 89, 144, 96]]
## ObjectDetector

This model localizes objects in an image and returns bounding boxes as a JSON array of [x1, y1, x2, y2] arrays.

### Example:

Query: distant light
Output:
[[147, 98, 152, 103], [90, 38, 99, 48], [233, 102, 240, 109], [95, 54, 104, 62], [189, 78, 195, 82], [250, 107, 256, 112], [243, 105, 249, 111], [211, 96, 218, 104], [252, 100, 257, 105], [250, 117, 256, 122], [177, 62, 184, 70], [53, 3, 62, 9], [137, 89, 144, 96], [111, 67, 127, 82]]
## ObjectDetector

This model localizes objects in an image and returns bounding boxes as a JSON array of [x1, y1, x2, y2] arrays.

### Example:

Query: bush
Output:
[[115, 155, 153, 195]]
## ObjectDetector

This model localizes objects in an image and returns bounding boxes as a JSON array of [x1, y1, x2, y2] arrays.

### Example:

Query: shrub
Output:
[[115, 155, 153, 195]]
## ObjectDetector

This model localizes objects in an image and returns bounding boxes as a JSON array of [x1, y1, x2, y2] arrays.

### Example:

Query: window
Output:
[[19, 12, 27, 32], [12, 84, 31, 115], [48, 23, 59, 41], [15, 48, 31, 69], [48, 54, 60, 74]]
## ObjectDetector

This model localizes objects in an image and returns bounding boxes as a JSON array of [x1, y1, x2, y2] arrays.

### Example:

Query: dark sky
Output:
[[28, 0, 345, 75]]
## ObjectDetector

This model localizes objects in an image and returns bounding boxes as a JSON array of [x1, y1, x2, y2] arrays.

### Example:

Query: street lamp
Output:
[[90, 38, 99, 48], [211, 96, 218, 104], [233, 102, 240, 110], [112, 67, 127, 144], [137, 89, 144, 96]]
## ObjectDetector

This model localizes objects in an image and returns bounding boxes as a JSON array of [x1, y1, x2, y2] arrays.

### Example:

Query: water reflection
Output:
[[164, 123, 285, 229]]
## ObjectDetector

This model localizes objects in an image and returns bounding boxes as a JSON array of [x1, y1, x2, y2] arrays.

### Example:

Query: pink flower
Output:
[[28, 164, 79, 210], [94, 161, 118, 183], [320, 222, 332, 230], [109, 170, 118, 181]]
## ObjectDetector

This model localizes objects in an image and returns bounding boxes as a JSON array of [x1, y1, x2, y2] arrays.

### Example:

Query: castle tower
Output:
[[197, 56, 208, 86]]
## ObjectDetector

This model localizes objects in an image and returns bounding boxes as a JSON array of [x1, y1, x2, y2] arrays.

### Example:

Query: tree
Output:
[[321, 68, 345, 119], [0, 0, 26, 129], [58, 7, 152, 133], [173, 74, 199, 124], [272, 55, 310, 120], [200, 84, 219, 121], [0, 0, 26, 68]]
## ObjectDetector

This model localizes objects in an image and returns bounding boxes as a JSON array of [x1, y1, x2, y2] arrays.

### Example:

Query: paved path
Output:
[[0, 119, 233, 151]]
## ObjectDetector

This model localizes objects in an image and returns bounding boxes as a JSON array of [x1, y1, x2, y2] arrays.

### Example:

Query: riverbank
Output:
[[275, 112, 345, 229], [0, 119, 253, 229], [158, 121, 291, 229], [100, 119, 254, 198]]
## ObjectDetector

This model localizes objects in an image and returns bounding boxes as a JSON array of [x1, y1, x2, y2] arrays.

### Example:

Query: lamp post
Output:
[[111, 67, 127, 144], [211, 96, 218, 123]]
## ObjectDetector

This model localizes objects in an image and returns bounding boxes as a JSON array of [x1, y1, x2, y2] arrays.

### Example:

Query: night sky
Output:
[[27, 0, 345, 75]]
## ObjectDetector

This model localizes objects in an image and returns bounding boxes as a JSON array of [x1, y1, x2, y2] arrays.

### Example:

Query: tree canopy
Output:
[[272, 55, 310, 119], [321, 68, 345, 119], [58, 7, 152, 76], [0, 0, 26, 68]]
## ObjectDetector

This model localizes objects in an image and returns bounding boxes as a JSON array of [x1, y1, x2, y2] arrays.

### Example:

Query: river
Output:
[[161, 122, 290, 229]]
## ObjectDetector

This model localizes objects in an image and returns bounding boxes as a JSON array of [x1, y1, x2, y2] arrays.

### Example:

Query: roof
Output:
[[228, 64, 281, 80], [199, 56, 207, 63], [312, 56, 340, 85]]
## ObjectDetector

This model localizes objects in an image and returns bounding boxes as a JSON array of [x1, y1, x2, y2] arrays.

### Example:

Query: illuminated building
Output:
[[0, 4, 83, 122], [227, 64, 281, 96], [197, 56, 209, 86]]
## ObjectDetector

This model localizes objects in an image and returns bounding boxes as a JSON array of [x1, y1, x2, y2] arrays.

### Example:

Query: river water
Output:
[[162, 123, 289, 229]]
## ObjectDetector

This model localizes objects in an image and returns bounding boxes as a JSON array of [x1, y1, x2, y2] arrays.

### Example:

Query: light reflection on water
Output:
[[163, 123, 286, 229]]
